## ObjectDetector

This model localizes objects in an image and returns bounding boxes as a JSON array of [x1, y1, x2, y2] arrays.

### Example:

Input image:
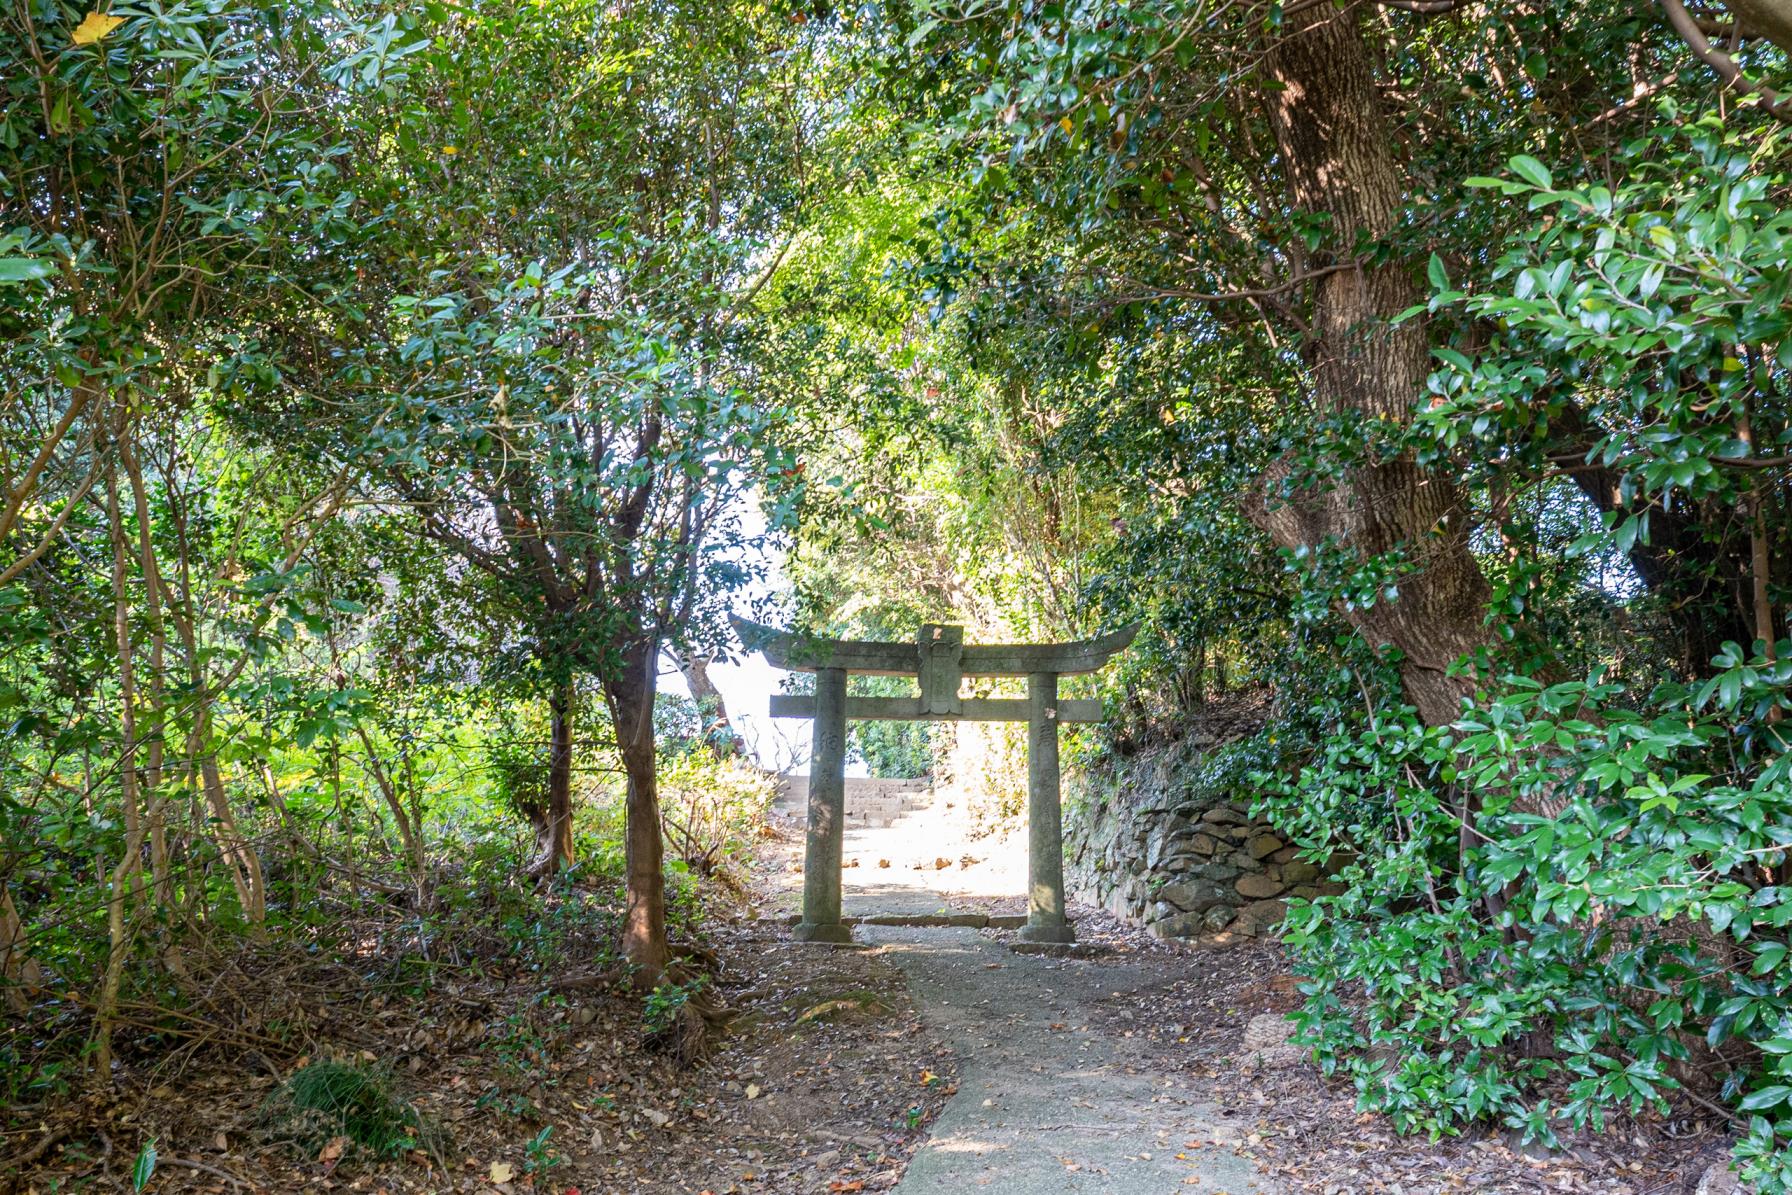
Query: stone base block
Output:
[[791, 922, 855, 944], [1018, 920, 1077, 944]]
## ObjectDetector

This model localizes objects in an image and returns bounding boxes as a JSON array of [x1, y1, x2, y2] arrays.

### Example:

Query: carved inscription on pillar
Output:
[[917, 623, 964, 716]]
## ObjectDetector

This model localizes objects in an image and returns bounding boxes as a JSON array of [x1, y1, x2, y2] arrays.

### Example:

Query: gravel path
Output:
[[759, 787, 1730, 1194]]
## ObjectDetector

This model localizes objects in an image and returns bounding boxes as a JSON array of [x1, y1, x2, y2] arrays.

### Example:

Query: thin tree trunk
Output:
[[527, 679, 577, 876], [674, 650, 746, 758], [98, 450, 144, 1078], [1, 887, 44, 1014], [119, 430, 172, 904], [354, 725, 428, 890], [1244, 1, 1491, 727], [1752, 498, 1776, 658], [104, 456, 143, 902], [138, 441, 263, 922], [610, 643, 669, 985], [1560, 399, 1752, 671], [1740, 409, 1780, 733], [260, 761, 322, 864]]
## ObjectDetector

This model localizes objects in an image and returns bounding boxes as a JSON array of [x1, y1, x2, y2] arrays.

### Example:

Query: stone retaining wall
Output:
[[1064, 734, 1339, 942]]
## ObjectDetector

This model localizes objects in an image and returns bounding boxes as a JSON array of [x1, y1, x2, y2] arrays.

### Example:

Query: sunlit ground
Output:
[[770, 781, 1033, 913]]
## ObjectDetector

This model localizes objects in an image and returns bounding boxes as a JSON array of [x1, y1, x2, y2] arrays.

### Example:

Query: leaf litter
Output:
[[2, 892, 955, 1193]]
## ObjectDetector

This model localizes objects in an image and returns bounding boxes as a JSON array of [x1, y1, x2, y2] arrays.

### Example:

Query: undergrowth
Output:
[[258, 1060, 439, 1161]]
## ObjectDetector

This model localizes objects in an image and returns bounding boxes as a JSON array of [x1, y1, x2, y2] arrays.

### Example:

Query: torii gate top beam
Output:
[[729, 616, 1139, 678]]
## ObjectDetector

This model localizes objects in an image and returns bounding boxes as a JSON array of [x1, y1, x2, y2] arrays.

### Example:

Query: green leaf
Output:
[[1427, 252, 1449, 292], [0, 257, 53, 284], [132, 1139, 157, 1191], [906, 18, 939, 47], [1740, 1085, 1792, 1111], [1509, 154, 1553, 190]]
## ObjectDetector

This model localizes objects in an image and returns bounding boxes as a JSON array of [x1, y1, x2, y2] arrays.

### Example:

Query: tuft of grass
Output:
[[259, 1060, 439, 1161]]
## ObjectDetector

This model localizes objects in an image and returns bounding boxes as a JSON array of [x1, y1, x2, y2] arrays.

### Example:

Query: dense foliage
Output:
[[0, 0, 840, 1104], [12, 0, 1792, 1186], [774, 0, 1792, 1187]]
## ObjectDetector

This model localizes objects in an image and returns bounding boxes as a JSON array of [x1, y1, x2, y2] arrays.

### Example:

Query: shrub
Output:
[[656, 754, 774, 882], [1255, 653, 1792, 1190]]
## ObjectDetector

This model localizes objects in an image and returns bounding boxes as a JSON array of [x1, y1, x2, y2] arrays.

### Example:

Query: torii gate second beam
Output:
[[734, 616, 1137, 946]]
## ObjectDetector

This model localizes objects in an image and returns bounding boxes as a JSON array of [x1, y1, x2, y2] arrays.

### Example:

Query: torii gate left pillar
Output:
[[799, 665, 851, 942], [734, 617, 1137, 946]]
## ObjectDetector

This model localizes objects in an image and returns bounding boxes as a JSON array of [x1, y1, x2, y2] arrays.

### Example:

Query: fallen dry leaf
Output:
[[488, 1160, 514, 1183]]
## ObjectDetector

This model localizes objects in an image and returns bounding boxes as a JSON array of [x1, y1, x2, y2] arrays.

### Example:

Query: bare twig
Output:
[[159, 1156, 247, 1190], [0, 1124, 71, 1172], [1111, 260, 1362, 305]]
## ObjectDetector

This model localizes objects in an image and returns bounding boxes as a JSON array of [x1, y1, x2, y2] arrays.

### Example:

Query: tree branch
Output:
[[1110, 260, 1361, 305], [1285, 0, 1463, 17], [1659, 0, 1792, 122]]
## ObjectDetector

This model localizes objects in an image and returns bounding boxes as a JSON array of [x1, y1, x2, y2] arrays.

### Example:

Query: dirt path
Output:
[[865, 924, 1274, 1194], [768, 789, 1278, 1194]]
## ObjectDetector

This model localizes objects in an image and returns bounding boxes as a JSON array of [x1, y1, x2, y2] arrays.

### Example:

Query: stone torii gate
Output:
[[733, 616, 1137, 946]]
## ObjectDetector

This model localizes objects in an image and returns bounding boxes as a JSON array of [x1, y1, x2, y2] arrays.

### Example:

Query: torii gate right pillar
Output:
[[1022, 671, 1074, 943]]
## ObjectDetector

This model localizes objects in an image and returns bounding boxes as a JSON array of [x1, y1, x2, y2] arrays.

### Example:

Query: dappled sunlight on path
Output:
[[867, 926, 1275, 1194]]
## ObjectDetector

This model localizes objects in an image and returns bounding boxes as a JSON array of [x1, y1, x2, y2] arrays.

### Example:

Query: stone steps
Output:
[[772, 775, 935, 829], [782, 911, 1029, 929]]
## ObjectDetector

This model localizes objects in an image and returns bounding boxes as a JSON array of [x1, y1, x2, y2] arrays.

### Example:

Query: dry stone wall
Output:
[[1064, 733, 1339, 942]]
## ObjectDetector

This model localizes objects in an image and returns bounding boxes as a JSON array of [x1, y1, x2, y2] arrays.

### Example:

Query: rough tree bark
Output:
[[1243, 1, 1492, 726], [1719, 0, 1792, 52]]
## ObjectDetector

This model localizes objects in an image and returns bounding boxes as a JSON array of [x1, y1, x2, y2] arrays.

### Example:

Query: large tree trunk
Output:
[[527, 679, 577, 876], [1244, 1, 1491, 726], [609, 642, 669, 986]]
